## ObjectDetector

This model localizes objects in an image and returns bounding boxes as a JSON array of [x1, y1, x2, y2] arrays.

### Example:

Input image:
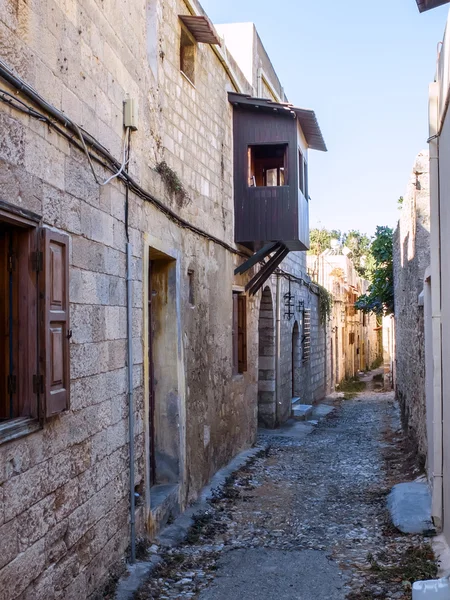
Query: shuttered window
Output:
[[0, 201, 70, 442], [40, 228, 70, 417], [232, 292, 247, 374], [302, 309, 311, 362]]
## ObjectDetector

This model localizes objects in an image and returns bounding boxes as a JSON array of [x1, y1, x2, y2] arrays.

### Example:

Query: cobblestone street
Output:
[[134, 381, 438, 600]]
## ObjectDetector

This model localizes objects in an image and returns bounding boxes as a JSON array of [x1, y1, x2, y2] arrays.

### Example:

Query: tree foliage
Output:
[[354, 226, 394, 316], [341, 230, 374, 278], [308, 228, 341, 256], [308, 227, 373, 279]]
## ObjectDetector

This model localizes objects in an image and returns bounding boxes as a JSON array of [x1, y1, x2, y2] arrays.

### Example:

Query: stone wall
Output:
[[394, 150, 430, 463], [0, 0, 326, 596], [0, 0, 256, 596]]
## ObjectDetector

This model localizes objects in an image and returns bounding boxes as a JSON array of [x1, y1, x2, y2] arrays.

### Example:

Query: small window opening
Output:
[[0, 221, 36, 423], [248, 144, 287, 187], [232, 292, 247, 374], [180, 27, 196, 84], [299, 150, 304, 194], [188, 269, 195, 306]]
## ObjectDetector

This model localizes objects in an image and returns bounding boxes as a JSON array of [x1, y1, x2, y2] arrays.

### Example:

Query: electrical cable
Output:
[[0, 58, 248, 258]]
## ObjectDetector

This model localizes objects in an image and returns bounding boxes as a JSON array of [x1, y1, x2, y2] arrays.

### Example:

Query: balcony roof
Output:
[[179, 15, 221, 44], [415, 0, 449, 11], [228, 92, 327, 152]]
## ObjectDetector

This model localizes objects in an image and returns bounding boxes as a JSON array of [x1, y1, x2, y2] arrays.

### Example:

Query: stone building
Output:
[[393, 151, 430, 464], [0, 0, 326, 597], [307, 251, 381, 389]]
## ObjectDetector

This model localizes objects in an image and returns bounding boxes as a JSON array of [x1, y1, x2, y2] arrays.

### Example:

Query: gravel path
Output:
[[134, 383, 437, 600]]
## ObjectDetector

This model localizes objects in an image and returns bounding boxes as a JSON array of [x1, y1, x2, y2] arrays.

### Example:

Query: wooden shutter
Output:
[[232, 293, 238, 375], [237, 294, 247, 373], [40, 228, 70, 417]]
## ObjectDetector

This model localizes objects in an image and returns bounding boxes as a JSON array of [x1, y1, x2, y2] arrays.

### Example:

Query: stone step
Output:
[[291, 396, 301, 406], [292, 404, 313, 421]]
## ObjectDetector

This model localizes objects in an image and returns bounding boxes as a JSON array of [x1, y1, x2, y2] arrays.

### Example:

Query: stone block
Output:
[[2, 463, 49, 522], [65, 154, 99, 206], [105, 306, 127, 340], [70, 304, 106, 344], [0, 112, 24, 166], [66, 500, 92, 550], [42, 184, 81, 234], [54, 479, 79, 523], [24, 129, 65, 190], [0, 519, 18, 570], [72, 236, 107, 274], [257, 380, 276, 392], [18, 494, 56, 552], [387, 482, 434, 534], [69, 268, 110, 305], [258, 357, 275, 370], [80, 203, 115, 247], [0, 538, 45, 599]]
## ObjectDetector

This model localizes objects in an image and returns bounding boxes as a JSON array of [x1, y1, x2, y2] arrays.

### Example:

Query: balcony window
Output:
[[248, 144, 287, 187], [180, 27, 196, 84], [299, 150, 308, 198]]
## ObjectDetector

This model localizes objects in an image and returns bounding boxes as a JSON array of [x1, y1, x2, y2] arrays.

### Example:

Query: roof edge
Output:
[[228, 92, 327, 152]]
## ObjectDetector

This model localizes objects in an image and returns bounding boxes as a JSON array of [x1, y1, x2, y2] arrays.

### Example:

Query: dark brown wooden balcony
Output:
[[229, 93, 326, 253], [230, 93, 326, 294]]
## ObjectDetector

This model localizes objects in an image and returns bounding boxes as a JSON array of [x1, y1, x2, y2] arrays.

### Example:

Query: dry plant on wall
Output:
[[156, 160, 190, 207]]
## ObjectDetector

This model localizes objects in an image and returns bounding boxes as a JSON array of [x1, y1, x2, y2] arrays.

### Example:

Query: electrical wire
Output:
[[0, 59, 248, 258], [75, 123, 130, 186]]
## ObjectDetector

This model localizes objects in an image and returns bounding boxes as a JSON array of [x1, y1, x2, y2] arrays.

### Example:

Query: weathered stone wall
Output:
[[0, 0, 257, 597], [0, 0, 325, 596], [263, 250, 327, 426], [394, 150, 430, 463]]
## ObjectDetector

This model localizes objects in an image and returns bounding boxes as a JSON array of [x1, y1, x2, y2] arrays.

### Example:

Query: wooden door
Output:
[[148, 260, 156, 486]]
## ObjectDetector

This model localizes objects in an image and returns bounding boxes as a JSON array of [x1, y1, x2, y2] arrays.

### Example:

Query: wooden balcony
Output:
[[230, 93, 325, 252]]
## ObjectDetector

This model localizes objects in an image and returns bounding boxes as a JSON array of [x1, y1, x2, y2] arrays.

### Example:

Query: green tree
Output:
[[355, 226, 394, 316], [341, 230, 373, 278], [308, 228, 341, 255]]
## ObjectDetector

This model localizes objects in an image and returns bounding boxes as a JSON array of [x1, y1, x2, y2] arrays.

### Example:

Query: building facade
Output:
[[0, 0, 326, 597], [393, 151, 430, 465], [308, 251, 381, 389], [413, 0, 450, 540]]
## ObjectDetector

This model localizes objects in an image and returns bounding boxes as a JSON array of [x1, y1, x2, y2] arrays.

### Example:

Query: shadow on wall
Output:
[[258, 286, 276, 428]]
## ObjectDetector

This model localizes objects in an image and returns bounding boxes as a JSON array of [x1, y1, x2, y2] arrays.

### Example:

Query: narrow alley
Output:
[[132, 374, 436, 600]]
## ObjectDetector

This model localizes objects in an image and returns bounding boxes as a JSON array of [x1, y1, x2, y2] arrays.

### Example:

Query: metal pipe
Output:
[[275, 273, 281, 425], [126, 242, 136, 562], [428, 82, 443, 529]]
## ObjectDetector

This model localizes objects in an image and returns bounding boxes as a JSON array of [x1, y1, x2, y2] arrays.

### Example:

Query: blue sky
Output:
[[201, 0, 448, 238]]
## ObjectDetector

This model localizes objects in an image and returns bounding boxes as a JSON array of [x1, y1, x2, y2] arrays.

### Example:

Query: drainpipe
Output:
[[428, 82, 443, 529], [126, 241, 136, 562], [275, 273, 281, 425]]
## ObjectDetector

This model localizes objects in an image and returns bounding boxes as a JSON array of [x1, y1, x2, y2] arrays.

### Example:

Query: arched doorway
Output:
[[292, 321, 301, 398], [258, 287, 276, 428]]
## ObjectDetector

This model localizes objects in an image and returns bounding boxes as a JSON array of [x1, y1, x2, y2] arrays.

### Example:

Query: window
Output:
[[349, 332, 355, 345], [248, 144, 287, 187], [188, 269, 195, 306], [0, 201, 70, 441], [180, 27, 196, 84], [299, 150, 308, 198], [232, 292, 247, 374]]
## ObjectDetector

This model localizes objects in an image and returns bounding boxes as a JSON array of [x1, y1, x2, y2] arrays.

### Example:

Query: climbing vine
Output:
[[316, 284, 333, 325]]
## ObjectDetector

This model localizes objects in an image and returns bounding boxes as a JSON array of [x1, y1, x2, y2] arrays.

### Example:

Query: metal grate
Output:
[[302, 309, 311, 362]]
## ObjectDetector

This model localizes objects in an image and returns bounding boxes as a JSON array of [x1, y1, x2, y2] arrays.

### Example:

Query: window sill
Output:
[[180, 71, 196, 88], [0, 417, 40, 445]]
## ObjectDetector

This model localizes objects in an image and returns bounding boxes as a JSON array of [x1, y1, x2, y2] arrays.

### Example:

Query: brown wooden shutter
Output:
[[40, 228, 70, 417], [232, 293, 238, 375], [237, 294, 247, 373]]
